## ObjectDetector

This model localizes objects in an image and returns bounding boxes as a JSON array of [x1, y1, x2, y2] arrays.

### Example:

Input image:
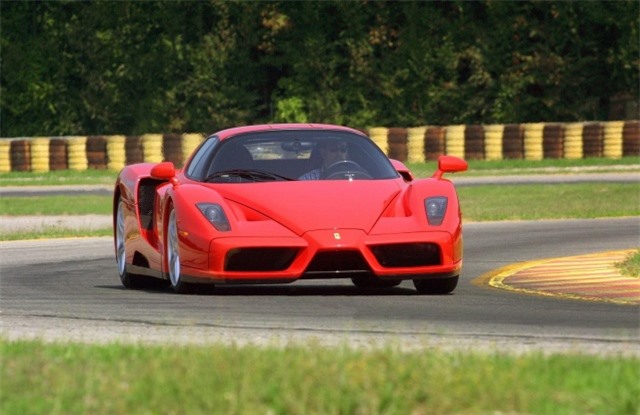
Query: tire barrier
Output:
[[623, 121, 640, 156], [369, 127, 389, 155], [10, 140, 30, 172], [484, 124, 504, 161], [0, 122, 637, 172], [0, 140, 11, 173], [106, 135, 126, 171], [425, 126, 446, 160], [583, 123, 603, 157], [181, 133, 204, 166], [603, 121, 624, 159], [125, 135, 144, 165], [30, 137, 50, 172], [50, 138, 68, 170], [387, 128, 407, 161], [465, 125, 485, 160], [563, 123, 583, 159], [523, 123, 544, 161], [162, 133, 184, 167], [142, 134, 163, 163], [407, 127, 427, 163], [502, 124, 524, 159], [543, 124, 564, 159], [87, 136, 107, 169], [445, 125, 465, 159], [67, 136, 88, 171]]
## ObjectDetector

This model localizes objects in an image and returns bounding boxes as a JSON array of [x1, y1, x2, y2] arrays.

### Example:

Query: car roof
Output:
[[212, 123, 367, 141]]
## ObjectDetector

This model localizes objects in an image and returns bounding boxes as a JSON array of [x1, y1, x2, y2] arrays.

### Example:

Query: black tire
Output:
[[351, 277, 402, 289], [413, 275, 459, 295]]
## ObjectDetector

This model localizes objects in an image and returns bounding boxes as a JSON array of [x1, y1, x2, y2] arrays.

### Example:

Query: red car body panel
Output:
[[113, 124, 467, 292]]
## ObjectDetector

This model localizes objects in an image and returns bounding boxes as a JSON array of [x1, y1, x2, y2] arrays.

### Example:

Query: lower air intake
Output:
[[225, 248, 298, 271], [370, 243, 441, 268], [305, 250, 371, 274]]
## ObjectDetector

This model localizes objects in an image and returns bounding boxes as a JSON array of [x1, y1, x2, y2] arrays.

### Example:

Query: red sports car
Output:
[[114, 123, 468, 294]]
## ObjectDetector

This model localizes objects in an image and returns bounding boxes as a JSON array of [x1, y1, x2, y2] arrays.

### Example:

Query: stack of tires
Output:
[[0, 140, 11, 172]]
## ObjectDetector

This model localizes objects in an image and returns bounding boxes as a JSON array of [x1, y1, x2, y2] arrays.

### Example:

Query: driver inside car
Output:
[[298, 141, 349, 180]]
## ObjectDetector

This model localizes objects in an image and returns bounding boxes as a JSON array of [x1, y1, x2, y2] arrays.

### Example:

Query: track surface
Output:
[[1, 217, 639, 354]]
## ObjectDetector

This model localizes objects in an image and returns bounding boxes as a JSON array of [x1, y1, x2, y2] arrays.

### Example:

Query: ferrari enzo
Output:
[[114, 123, 468, 294]]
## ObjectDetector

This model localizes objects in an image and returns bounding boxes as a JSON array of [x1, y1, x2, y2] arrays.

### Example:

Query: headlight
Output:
[[425, 197, 448, 226], [197, 203, 231, 232]]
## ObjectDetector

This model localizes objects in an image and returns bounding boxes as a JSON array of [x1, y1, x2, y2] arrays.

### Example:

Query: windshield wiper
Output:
[[205, 169, 294, 183]]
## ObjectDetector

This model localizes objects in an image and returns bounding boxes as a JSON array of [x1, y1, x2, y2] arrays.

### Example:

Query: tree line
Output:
[[1, 0, 638, 137]]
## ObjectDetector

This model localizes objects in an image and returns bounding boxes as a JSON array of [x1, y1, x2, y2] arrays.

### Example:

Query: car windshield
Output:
[[188, 130, 399, 183]]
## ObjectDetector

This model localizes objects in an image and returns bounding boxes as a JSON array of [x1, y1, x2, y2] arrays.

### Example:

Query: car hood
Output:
[[213, 180, 402, 236]]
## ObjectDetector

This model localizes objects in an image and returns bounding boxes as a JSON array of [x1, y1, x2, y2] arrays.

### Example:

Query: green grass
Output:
[[459, 183, 640, 221], [1, 339, 638, 415], [616, 249, 640, 279], [0, 195, 112, 215], [0, 169, 117, 186]]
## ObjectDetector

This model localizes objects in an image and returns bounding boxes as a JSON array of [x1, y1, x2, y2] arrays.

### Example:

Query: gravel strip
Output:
[[2, 315, 638, 356]]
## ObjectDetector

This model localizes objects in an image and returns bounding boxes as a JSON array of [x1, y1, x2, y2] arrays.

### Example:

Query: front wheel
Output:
[[413, 275, 459, 295], [166, 205, 193, 294], [166, 205, 213, 294], [116, 198, 144, 288]]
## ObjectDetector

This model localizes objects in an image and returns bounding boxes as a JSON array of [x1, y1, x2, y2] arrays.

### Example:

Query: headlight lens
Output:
[[197, 203, 231, 232], [425, 197, 448, 226]]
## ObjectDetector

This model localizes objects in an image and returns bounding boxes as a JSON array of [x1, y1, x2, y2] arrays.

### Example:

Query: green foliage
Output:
[[274, 96, 308, 123], [1, 1, 638, 136]]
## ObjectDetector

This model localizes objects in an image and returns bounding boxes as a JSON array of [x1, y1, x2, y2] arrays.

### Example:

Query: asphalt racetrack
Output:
[[1, 217, 638, 355]]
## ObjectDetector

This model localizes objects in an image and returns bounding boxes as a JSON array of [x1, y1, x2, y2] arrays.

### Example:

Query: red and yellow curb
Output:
[[474, 250, 640, 305]]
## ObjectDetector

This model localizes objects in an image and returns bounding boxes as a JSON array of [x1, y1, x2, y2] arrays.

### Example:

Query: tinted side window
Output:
[[185, 136, 219, 179]]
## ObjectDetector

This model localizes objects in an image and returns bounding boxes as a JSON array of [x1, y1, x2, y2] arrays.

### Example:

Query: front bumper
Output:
[[180, 229, 463, 284]]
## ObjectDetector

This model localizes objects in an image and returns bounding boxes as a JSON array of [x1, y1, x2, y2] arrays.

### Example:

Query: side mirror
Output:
[[390, 159, 414, 182], [432, 156, 468, 179], [150, 161, 177, 183], [150, 161, 175, 180]]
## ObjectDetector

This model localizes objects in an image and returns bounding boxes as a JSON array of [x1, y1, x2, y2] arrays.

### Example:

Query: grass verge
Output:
[[459, 182, 640, 221], [0, 195, 112, 215], [0, 169, 117, 186], [1, 339, 638, 415], [616, 249, 640, 279]]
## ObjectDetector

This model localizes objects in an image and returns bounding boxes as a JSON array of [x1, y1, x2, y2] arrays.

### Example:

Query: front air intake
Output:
[[225, 248, 299, 271], [370, 243, 441, 268]]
